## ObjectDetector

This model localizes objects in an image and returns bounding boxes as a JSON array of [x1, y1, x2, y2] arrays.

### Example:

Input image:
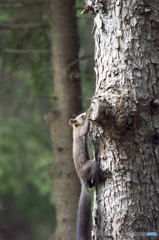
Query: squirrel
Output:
[[69, 112, 110, 240]]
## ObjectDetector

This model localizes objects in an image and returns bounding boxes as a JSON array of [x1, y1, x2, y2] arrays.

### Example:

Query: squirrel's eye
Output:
[[81, 115, 84, 118]]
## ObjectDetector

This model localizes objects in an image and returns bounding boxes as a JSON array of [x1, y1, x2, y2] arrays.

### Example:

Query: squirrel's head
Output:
[[69, 112, 87, 127]]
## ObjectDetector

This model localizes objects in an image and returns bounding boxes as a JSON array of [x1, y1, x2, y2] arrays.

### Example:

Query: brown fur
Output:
[[69, 113, 99, 240]]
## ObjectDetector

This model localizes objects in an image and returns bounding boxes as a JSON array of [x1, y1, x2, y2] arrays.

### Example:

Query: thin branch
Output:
[[0, 21, 49, 30], [69, 54, 93, 67], [76, 7, 84, 11], [0, 1, 50, 8], [2, 48, 51, 54], [35, 94, 53, 99], [81, 73, 95, 79]]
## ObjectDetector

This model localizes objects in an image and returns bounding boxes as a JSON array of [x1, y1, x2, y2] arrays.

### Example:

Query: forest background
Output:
[[0, 0, 92, 239]]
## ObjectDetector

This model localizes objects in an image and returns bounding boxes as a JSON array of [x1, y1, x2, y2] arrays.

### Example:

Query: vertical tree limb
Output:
[[48, 0, 82, 239], [87, 0, 159, 239]]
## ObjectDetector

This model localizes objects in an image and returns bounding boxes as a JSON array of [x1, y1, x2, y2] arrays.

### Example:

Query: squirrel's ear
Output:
[[69, 119, 76, 126]]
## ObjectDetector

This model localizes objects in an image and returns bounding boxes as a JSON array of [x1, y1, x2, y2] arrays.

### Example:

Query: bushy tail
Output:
[[76, 182, 91, 240]]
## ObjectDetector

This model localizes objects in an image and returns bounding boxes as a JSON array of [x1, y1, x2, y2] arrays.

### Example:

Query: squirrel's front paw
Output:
[[98, 168, 112, 183], [104, 168, 112, 178]]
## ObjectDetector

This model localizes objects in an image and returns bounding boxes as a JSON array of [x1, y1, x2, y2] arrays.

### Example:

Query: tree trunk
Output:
[[48, 1, 82, 239], [86, 0, 159, 239]]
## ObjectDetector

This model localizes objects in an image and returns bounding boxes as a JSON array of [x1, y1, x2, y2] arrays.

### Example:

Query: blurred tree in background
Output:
[[0, 0, 95, 239]]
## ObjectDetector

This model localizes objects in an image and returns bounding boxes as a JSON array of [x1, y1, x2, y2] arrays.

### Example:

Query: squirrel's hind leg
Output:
[[82, 160, 112, 187]]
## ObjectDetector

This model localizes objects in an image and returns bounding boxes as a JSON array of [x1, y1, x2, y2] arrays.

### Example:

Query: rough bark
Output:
[[86, 0, 159, 239], [48, 0, 82, 239]]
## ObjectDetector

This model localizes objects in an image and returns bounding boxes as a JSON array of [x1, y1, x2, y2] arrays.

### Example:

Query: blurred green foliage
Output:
[[0, 68, 55, 239], [0, 0, 95, 239]]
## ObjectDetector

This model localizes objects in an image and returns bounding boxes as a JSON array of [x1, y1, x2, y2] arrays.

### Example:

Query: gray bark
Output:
[[86, 0, 159, 239], [48, 0, 82, 239]]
